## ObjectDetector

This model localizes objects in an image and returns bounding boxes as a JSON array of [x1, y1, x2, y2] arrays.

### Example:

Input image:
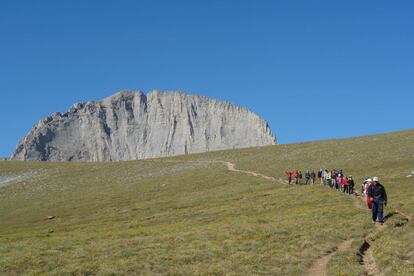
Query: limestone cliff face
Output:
[[11, 90, 276, 161]]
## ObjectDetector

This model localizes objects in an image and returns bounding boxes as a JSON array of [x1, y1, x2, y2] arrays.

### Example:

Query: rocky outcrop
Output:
[[11, 90, 276, 161]]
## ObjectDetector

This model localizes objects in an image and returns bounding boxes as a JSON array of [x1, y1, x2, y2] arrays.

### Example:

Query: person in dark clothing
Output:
[[305, 171, 311, 185], [348, 175, 355, 194], [367, 176, 388, 224], [298, 171, 303, 184], [317, 169, 322, 184]]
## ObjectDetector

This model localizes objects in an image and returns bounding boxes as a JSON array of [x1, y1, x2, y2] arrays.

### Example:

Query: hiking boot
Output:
[[372, 220, 376, 224], [379, 222, 384, 225]]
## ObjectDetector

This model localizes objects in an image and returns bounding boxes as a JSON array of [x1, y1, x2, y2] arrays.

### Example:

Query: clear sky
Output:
[[1, 1, 413, 157]]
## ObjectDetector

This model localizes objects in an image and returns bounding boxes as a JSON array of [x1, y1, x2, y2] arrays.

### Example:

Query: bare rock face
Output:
[[11, 90, 276, 161]]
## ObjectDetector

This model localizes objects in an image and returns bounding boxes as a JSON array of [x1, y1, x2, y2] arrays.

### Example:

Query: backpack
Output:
[[366, 196, 373, 209]]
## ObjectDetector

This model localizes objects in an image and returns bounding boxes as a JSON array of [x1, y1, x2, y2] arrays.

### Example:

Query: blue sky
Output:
[[1, 1, 413, 157]]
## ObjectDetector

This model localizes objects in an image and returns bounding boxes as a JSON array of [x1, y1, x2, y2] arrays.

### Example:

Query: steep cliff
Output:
[[12, 90, 276, 161]]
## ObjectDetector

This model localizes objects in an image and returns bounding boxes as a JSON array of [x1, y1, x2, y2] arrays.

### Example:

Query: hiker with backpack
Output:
[[298, 171, 303, 184], [364, 178, 372, 196], [367, 177, 388, 225], [364, 178, 374, 209]]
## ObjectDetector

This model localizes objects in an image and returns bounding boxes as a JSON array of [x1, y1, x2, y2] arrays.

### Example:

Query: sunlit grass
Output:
[[0, 129, 413, 274]]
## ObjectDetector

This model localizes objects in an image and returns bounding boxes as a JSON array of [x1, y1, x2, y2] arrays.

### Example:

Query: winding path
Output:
[[150, 159, 411, 275], [223, 163, 412, 275], [223, 161, 277, 181], [307, 239, 353, 276], [353, 192, 411, 275]]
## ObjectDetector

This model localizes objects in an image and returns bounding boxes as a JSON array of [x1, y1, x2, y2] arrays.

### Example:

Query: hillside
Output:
[[1, 129, 413, 275]]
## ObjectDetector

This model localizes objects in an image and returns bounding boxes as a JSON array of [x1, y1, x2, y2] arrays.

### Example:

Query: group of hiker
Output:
[[285, 169, 355, 194], [285, 169, 388, 225], [320, 168, 355, 194], [285, 170, 317, 185]]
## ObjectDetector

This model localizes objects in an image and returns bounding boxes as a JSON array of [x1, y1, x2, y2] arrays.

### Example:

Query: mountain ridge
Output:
[[11, 90, 276, 161]]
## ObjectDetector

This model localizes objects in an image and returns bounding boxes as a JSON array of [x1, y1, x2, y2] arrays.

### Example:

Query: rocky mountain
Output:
[[11, 90, 276, 161]]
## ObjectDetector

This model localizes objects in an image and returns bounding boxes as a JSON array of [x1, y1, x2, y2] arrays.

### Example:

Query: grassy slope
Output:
[[0, 129, 413, 275]]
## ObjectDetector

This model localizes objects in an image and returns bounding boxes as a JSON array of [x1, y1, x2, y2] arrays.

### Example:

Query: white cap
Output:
[[367, 178, 372, 182], [373, 176, 379, 182]]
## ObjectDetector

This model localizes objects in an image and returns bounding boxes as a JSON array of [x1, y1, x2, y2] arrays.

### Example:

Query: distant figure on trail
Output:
[[299, 171, 303, 184], [331, 170, 337, 189], [318, 169, 323, 184], [337, 174, 343, 191], [342, 176, 349, 193], [364, 178, 374, 209], [364, 178, 372, 196], [348, 175, 355, 194], [326, 170, 331, 186], [286, 171, 293, 185], [311, 171, 316, 184], [361, 177, 369, 194], [305, 171, 311, 185], [367, 177, 388, 225], [294, 171, 299, 184]]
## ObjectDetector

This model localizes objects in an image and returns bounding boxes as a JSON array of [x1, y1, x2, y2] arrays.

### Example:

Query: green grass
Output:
[[1, 129, 413, 275]]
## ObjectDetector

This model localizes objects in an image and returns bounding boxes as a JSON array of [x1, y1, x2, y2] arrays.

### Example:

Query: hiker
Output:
[[294, 170, 299, 184], [318, 169, 323, 184], [286, 171, 293, 185], [337, 173, 343, 191], [364, 178, 374, 209], [305, 171, 311, 185], [299, 171, 303, 184], [331, 170, 337, 189], [364, 178, 372, 196], [311, 171, 316, 184], [326, 170, 332, 187], [322, 169, 327, 184], [361, 177, 369, 194], [342, 176, 349, 193], [348, 175, 355, 194], [367, 176, 388, 225]]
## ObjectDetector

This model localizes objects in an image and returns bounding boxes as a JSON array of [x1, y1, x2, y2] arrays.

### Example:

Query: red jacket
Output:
[[342, 177, 348, 186]]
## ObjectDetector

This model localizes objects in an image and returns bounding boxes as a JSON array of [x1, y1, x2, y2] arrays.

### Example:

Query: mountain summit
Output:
[[12, 90, 276, 161]]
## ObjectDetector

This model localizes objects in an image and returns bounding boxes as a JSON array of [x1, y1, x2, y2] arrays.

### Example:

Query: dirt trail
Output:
[[353, 192, 411, 275], [0, 171, 41, 188], [306, 190, 411, 276], [351, 192, 385, 275], [150, 159, 412, 275], [223, 161, 277, 181], [211, 162, 412, 275], [147, 159, 281, 183], [358, 223, 385, 276], [307, 239, 353, 276]]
